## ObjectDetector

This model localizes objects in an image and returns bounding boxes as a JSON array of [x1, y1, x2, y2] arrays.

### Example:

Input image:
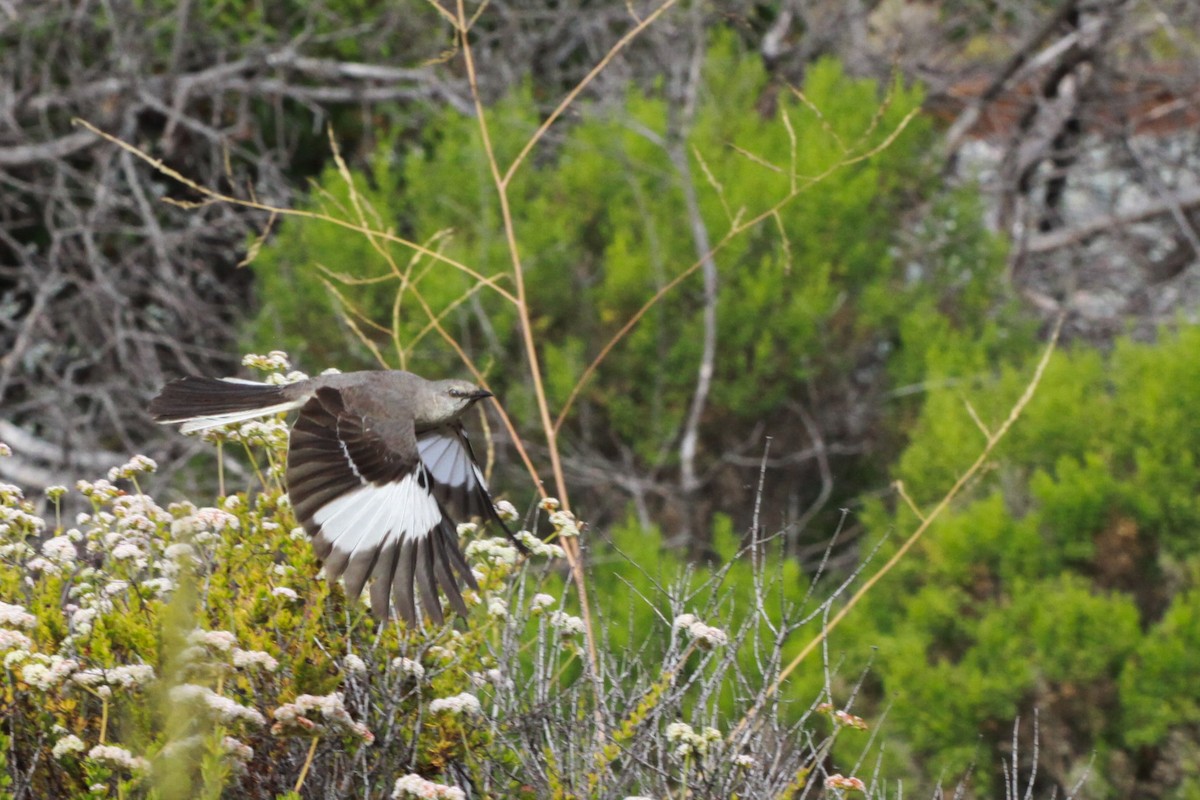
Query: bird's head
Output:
[[420, 378, 493, 425]]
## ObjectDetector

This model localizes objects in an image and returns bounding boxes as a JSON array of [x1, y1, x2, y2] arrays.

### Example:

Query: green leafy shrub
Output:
[[246, 37, 1024, 538], [833, 327, 1200, 798]]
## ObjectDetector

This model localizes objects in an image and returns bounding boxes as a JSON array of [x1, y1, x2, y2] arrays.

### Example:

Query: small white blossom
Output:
[[72, 664, 155, 691], [164, 543, 197, 562], [223, 736, 254, 763], [0, 442, 10, 457], [515, 530, 565, 559], [271, 692, 372, 742], [41, 536, 77, 566], [673, 614, 728, 649], [428, 692, 482, 716], [69, 607, 98, 636], [87, 744, 148, 772], [103, 581, 129, 597], [665, 722, 721, 759], [486, 598, 508, 619], [825, 774, 867, 792], [463, 537, 518, 567], [493, 500, 518, 522], [530, 593, 556, 611], [271, 586, 300, 601], [0, 602, 35, 629], [734, 754, 758, 769], [107, 455, 158, 482], [0, 628, 33, 653], [547, 509, 580, 537], [392, 774, 466, 800], [25, 557, 59, 576], [169, 684, 266, 726], [549, 611, 585, 637], [111, 541, 144, 561], [455, 522, 478, 537], [188, 629, 238, 653], [538, 497, 560, 512], [21, 655, 77, 690], [52, 735, 86, 759], [232, 649, 279, 672], [391, 657, 425, 680], [242, 351, 291, 372], [343, 653, 368, 676]]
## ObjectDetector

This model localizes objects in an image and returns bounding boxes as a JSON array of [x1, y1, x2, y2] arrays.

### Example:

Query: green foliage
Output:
[[246, 36, 1017, 484], [836, 326, 1200, 797]]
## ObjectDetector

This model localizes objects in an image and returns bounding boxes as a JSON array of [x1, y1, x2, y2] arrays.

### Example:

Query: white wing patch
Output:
[[418, 431, 476, 487], [313, 471, 442, 558]]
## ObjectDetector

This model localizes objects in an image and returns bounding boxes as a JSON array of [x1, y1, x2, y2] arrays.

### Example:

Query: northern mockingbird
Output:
[[149, 370, 524, 625]]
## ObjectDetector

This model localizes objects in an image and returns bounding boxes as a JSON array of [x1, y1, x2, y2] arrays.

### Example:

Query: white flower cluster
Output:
[[232, 648, 279, 672], [514, 530, 565, 559], [343, 653, 368, 676], [392, 774, 466, 800], [530, 593, 556, 612], [107, 454, 158, 482], [271, 693, 373, 742], [236, 419, 291, 449], [242, 351, 291, 372], [672, 614, 729, 649], [52, 734, 86, 759], [88, 744, 149, 772], [272, 586, 300, 601], [734, 754, 758, 769], [463, 537, 519, 568], [186, 628, 237, 654], [547, 509, 580, 538], [825, 774, 867, 792], [74, 479, 120, 503], [72, 664, 156, 692], [428, 692, 482, 716], [0, 628, 33, 657], [169, 683, 267, 726], [391, 657, 426, 680], [493, 500, 518, 522], [40, 535, 78, 569], [486, 597, 508, 619], [0, 442, 10, 457], [0, 488, 45, 539], [548, 611, 585, 637], [20, 655, 78, 690], [0, 601, 35, 629], [664, 721, 721, 759]]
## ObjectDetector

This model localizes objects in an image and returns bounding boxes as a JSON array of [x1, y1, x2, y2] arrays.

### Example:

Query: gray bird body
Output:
[[150, 369, 521, 625]]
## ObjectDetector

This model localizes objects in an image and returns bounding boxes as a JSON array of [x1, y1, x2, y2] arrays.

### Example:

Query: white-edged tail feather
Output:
[[176, 400, 305, 433]]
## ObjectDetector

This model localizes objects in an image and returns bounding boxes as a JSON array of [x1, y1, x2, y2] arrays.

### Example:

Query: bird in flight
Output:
[[150, 370, 524, 625]]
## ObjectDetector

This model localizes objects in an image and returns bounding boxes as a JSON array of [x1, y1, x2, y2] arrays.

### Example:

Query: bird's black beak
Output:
[[472, 388, 494, 400]]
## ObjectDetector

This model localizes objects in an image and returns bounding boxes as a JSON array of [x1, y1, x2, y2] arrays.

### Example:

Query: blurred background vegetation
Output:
[[3, 0, 1200, 797]]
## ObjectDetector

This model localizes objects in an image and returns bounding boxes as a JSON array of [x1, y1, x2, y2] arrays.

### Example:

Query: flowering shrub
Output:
[[0, 359, 879, 798]]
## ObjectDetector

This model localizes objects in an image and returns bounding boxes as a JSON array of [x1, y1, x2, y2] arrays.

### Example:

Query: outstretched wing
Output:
[[417, 423, 526, 551], [286, 387, 476, 625]]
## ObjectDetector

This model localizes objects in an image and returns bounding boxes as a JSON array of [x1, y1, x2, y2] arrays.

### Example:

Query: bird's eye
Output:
[[448, 388, 466, 398]]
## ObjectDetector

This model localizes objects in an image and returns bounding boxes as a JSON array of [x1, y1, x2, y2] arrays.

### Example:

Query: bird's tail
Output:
[[150, 377, 305, 433]]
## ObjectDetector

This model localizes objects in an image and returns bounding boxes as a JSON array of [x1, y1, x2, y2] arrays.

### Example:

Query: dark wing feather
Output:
[[286, 387, 476, 625]]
